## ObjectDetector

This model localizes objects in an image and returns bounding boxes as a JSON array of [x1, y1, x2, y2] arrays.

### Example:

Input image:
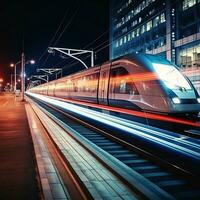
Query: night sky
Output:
[[0, 0, 109, 85]]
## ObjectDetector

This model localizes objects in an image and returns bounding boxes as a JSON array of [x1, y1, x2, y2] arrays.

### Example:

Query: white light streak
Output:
[[26, 92, 200, 159]]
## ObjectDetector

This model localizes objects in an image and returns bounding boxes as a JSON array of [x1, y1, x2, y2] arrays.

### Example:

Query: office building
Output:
[[110, 0, 200, 93]]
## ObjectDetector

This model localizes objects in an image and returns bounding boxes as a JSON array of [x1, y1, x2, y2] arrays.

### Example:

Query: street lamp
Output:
[[10, 61, 21, 93], [30, 60, 35, 65], [21, 53, 35, 101], [11, 55, 35, 101]]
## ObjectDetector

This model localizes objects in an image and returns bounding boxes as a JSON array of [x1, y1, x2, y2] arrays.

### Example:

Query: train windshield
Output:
[[152, 63, 192, 91]]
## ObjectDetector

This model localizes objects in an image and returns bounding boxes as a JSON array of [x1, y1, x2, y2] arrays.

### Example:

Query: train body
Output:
[[28, 53, 200, 117]]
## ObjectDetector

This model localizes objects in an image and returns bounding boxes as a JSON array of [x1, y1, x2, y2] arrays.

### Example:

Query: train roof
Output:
[[121, 52, 172, 67], [29, 52, 173, 89]]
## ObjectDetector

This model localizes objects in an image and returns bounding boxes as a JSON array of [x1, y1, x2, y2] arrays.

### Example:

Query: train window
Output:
[[71, 79, 78, 92], [66, 80, 73, 92], [55, 82, 66, 92], [76, 73, 99, 93], [110, 67, 139, 95]]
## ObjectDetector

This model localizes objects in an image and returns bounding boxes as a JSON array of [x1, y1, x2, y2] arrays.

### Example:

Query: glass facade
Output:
[[178, 44, 200, 68], [179, 43, 200, 93], [110, 0, 200, 94], [110, 0, 166, 59], [182, 0, 199, 10], [115, 12, 166, 49]]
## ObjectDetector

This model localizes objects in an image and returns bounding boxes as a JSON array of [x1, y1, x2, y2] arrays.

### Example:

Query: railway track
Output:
[[28, 95, 200, 199]]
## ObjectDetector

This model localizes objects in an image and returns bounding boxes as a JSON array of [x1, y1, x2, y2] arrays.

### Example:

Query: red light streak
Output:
[[29, 67, 199, 128], [48, 96, 200, 127], [112, 72, 157, 83], [30, 72, 158, 93]]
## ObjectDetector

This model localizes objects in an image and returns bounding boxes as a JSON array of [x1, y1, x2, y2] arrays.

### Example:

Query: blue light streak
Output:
[[27, 92, 200, 160]]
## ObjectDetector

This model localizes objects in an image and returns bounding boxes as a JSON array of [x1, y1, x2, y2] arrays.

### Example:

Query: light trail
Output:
[[27, 92, 200, 159], [42, 94, 200, 128]]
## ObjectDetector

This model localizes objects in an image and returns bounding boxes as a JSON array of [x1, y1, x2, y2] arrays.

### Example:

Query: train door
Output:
[[98, 63, 110, 105]]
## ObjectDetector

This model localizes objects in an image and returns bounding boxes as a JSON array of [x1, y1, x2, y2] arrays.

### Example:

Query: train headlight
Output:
[[197, 98, 200, 103], [172, 97, 181, 104]]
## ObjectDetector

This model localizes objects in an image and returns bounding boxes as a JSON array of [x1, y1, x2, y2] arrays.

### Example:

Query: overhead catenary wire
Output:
[[62, 37, 110, 68], [41, 6, 80, 68], [38, 1, 80, 68], [51, 34, 109, 71], [32, 36, 109, 83], [83, 29, 109, 49], [53, 7, 80, 46], [38, 8, 69, 62], [93, 39, 109, 51], [95, 41, 110, 53], [49, 28, 109, 68], [37, 0, 110, 75]]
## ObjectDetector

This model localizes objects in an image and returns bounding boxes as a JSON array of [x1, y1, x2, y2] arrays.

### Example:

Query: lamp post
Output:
[[21, 53, 35, 101], [0, 78, 3, 92], [21, 53, 25, 101], [11, 55, 35, 101], [10, 74, 14, 92], [9, 73, 21, 92], [10, 61, 21, 92]]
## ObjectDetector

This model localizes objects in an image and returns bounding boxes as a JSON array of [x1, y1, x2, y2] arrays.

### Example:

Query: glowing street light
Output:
[[10, 61, 21, 92], [30, 60, 35, 65], [0, 78, 3, 83], [21, 54, 35, 101], [10, 64, 15, 91], [11, 57, 35, 100]]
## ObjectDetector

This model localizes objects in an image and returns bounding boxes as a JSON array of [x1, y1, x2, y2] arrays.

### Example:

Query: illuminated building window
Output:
[[160, 13, 166, 23], [132, 31, 135, 39], [128, 34, 131, 41], [116, 41, 119, 48], [131, 20, 137, 27], [115, 0, 157, 30], [136, 28, 140, 36], [146, 20, 152, 31], [122, 27, 127, 33], [124, 36, 127, 43], [120, 38, 123, 46], [153, 16, 159, 27], [183, 0, 196, 10], [179, 43, 200, 68], [141, 25, 145, 34]]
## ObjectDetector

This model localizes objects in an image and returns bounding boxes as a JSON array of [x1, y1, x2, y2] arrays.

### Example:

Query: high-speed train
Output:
[[28, 52, 200, 118]]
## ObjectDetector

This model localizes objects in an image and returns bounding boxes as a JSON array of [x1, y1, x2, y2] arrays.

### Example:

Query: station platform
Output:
[[0, 93, 39, 199]]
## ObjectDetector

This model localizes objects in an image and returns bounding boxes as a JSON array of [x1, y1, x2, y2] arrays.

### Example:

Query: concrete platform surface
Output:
[[0, 93, 39, 199]]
